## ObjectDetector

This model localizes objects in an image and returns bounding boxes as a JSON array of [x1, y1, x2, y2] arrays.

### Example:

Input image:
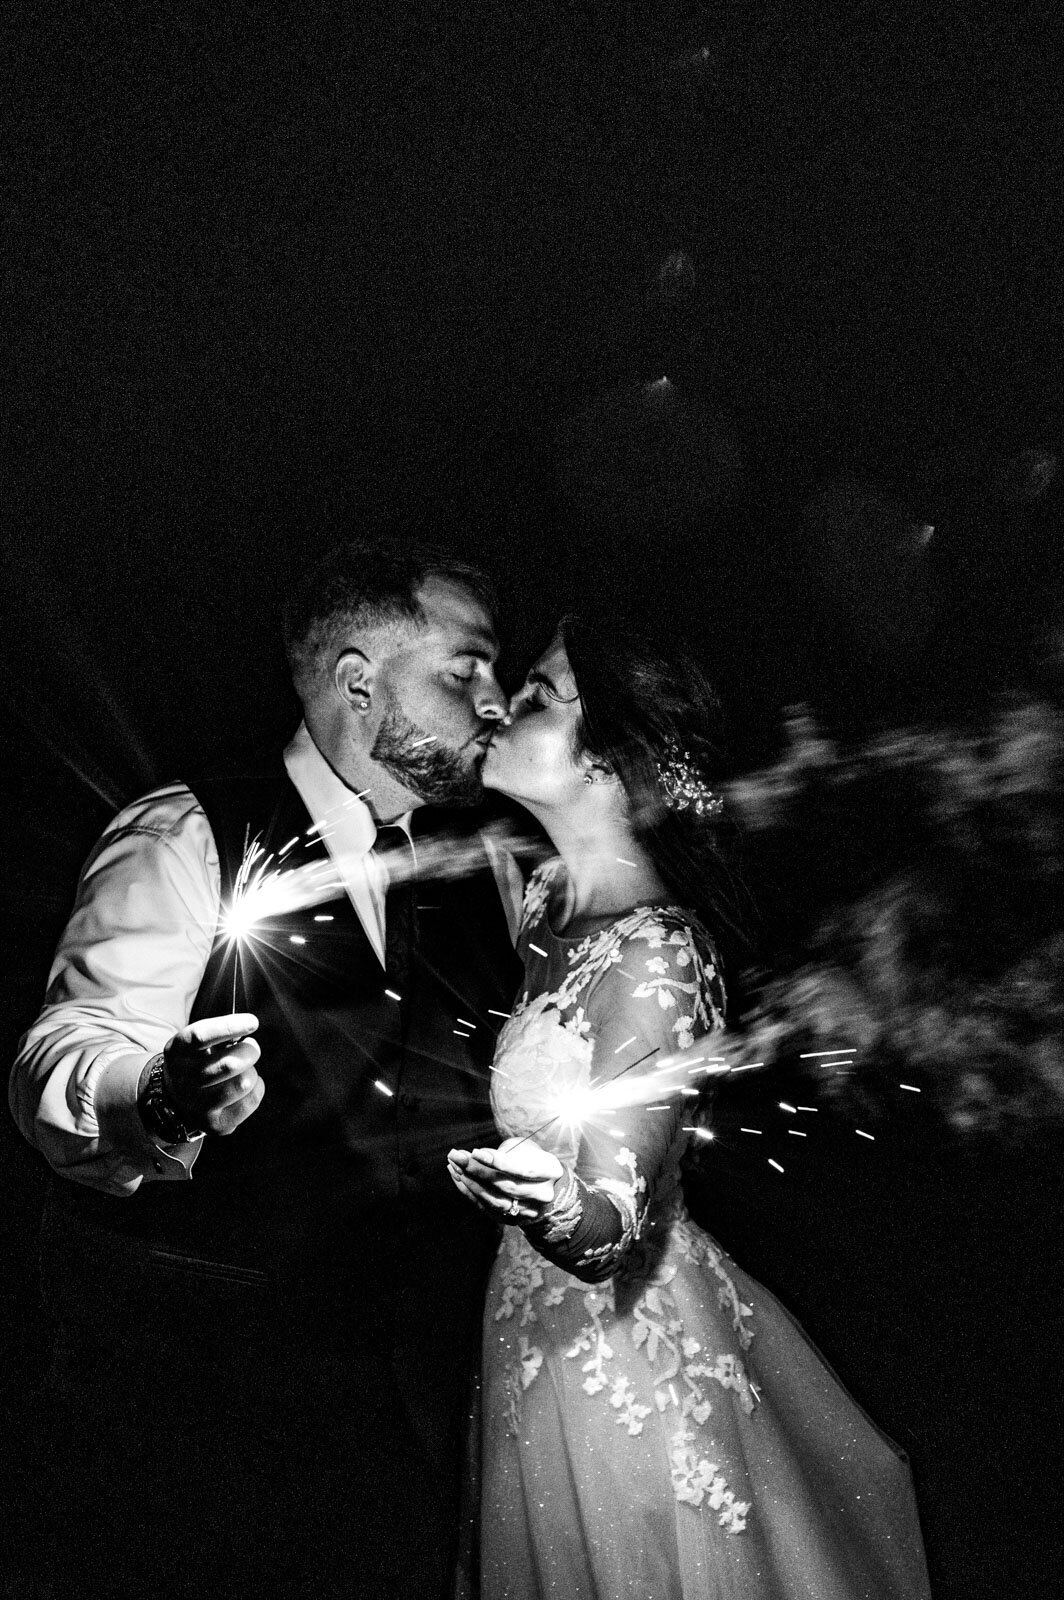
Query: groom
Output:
[[10, 540, 525, 1599]]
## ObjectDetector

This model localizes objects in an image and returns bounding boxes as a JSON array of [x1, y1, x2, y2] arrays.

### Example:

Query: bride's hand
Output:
[[447, 1137, 564, 1223]]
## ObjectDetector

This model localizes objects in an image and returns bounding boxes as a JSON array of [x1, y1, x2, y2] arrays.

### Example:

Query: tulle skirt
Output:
[[480, 1210, 931, 1599]]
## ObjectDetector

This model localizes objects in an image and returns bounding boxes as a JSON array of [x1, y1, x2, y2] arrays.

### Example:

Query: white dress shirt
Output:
[[9, 723, 523, 1197]]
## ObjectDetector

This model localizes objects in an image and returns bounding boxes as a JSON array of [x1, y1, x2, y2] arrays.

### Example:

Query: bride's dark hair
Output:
[[559, 615, 751, 966]]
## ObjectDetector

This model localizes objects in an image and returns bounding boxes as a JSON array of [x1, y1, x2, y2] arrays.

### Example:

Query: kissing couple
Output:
[[11, 538, 931, 1599]]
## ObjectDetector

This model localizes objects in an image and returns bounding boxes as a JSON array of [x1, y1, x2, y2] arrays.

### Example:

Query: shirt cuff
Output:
[[93, 1051, 204, 1182]]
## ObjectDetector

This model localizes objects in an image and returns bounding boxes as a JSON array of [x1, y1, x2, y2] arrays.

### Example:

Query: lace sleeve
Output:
[[523, 913, 725, 1282]]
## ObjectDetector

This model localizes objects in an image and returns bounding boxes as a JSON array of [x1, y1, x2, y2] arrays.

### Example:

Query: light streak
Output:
[[488, 1009, 511, 1019], [614, 1036, 638, 1054], [799, 1048, 856, 1058], [385, 988, 402, 1002], [528, 943, 549, 958], [411, 736, 437, 747], [314, 914, 334, 922], [740, 1127, 762, 1134], [374, 1080, 394, 1097], [616, 857, 638, 867], [796, 1105, 818, 1112], [787, 1129, 807, 1137], [683, 1126, 714, 1141], [855, 1129, 875, 1141], [454, 1029, 472, 1038], [899, 1083, 921, 1092], [779, 1101, 797, 1114], [768, 1159, 785, 1174], [456, 1016, 477, 1029], [289, 935, 306, 946]]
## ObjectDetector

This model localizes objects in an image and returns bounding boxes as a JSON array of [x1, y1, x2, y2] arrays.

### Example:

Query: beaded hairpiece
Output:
[[655, 742, 725, 817]]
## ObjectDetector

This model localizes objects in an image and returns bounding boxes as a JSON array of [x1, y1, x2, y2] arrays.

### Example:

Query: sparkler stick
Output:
[[499, 1045, 663, 1159]]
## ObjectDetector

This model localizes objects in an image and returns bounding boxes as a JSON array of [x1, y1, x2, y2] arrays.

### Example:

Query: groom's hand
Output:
[[161, 1014, 264, 1135]]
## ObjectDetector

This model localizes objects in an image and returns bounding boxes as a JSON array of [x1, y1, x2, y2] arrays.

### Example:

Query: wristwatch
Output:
[[139, 1053, 203, 1145]]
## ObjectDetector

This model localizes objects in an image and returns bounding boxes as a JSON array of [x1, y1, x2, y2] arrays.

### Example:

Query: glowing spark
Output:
[[456, 1017, 477, 1030], [750, 1382, 761, 1404], [411, 736, 437, 747], [614, 1036, 638, 1054], [488, 1009, 511, 1019], [279, 836, 299, 857], [289, 935, 306, 946], [768, 1158, 785, 1173], [314, 914, 334, 922], [683, 1126, 714, 1141], [787, 1129, 807, 1137], [729, 1063, 762, 1073], [528, 943, 549, 958], [616, 857, 638, 867], [646, 1103, 671, 1111], [454, 1029, 472, 1038], [799, 1048, 856, 1058], [385, 988, 402, 1002], [373, 1080, 394, 1097], [740, 1127, 762, 1134], [899, 1083, 921, 1092], [796, 1105, 818, 1112], [855, 1129, 875, 1141], [668, 1383, 680, 1406], [779, 1101, 797, 1114]]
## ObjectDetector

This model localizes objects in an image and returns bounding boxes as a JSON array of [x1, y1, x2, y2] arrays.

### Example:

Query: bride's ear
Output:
[[582, 760, 615, 787]]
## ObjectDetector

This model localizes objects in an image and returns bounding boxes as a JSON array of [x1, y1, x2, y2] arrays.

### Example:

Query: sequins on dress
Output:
[[479, 860, 932, 1600]]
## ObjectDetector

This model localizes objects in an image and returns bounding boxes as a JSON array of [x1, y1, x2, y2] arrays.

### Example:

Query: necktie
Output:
[[373, 824, 419, 996]]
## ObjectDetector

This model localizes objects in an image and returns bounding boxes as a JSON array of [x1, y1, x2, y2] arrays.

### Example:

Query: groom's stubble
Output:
[[371, 697, 484, 807]]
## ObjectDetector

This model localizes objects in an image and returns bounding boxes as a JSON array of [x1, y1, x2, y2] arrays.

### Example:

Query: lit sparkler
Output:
[[504, 1046, 747, 1158]]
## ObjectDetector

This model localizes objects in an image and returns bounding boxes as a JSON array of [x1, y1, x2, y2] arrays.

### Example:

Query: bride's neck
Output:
[[540, 815, 667, 925]]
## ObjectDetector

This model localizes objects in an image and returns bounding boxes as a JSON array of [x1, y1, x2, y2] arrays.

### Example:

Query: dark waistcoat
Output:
[[47, 760, 522, 1325]]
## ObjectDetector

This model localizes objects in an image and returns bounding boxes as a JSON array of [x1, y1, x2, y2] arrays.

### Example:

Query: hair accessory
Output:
[[655, 743, 724, 818]]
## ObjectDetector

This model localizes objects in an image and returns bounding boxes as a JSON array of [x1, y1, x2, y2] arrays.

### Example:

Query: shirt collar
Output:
[[283, 722, 413, 855]]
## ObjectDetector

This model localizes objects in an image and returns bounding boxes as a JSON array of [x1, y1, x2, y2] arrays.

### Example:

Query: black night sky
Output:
[[2, 5, 1062, 1594]]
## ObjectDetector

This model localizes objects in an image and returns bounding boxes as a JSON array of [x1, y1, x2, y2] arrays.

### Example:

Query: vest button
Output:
[[398, 1091, 420, 1111]]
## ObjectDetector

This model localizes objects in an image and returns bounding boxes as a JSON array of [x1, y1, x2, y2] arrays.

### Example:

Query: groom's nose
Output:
[[474, 675, 510, 722]]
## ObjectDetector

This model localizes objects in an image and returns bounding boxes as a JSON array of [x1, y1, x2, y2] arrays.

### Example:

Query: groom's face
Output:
[[370, 577, 508, 806]]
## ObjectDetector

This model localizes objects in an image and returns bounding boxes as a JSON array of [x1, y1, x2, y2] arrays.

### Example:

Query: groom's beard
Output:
[[371, 701, 484, 807]]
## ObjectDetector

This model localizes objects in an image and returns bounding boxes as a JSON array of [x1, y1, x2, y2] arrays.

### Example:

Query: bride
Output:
[[448, 618, 931, 1599]]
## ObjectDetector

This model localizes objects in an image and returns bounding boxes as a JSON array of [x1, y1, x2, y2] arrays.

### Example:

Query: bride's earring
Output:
[[583, 773, 594, 786]]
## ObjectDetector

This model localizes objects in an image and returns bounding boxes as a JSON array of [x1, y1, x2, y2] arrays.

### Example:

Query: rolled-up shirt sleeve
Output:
[[9, 784, 221, 1195]]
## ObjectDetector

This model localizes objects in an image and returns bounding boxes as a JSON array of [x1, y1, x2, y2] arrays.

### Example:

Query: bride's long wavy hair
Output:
[[559, 615, 752, 976]]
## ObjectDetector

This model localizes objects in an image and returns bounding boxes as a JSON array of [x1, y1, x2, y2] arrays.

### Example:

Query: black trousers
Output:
[[16, 1202, 480, 1600]]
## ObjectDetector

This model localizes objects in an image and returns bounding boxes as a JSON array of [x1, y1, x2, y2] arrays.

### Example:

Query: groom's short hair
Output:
[[283, 537, 496, 695]]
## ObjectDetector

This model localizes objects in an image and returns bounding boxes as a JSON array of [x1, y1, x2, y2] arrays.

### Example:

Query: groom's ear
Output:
[[334, 648, 375, 709]]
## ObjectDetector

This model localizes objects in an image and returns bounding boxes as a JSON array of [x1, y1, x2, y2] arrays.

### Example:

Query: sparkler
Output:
[[502, 1045, 747, 1160]]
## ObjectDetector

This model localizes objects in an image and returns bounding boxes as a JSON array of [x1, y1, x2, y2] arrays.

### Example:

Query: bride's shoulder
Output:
[[617, 904, 725, 999]]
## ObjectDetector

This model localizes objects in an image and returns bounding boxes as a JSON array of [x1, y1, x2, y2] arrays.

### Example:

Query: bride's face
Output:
[[480, 636, 587, 807]]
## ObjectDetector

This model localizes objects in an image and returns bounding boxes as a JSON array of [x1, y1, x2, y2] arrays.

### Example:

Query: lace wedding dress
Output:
[[479, 860, 931, 1599]]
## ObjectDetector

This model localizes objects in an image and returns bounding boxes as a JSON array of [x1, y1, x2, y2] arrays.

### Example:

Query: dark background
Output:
[[2, 4, 1062, 1595]]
